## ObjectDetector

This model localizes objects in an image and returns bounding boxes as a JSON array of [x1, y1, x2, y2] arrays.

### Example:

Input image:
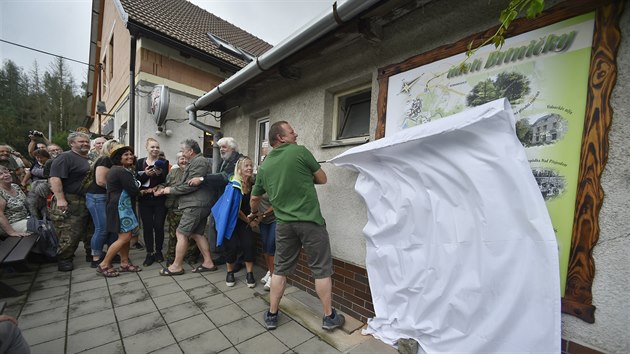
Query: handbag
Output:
[[118, 189, 139, 232]]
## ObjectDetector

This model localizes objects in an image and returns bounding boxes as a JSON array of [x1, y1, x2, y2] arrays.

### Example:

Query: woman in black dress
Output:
[[136, 137, 168, 266], [96, 145, 142, 277]]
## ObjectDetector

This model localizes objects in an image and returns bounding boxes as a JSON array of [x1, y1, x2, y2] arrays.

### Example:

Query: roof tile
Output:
[[119, 0, 273, 68]]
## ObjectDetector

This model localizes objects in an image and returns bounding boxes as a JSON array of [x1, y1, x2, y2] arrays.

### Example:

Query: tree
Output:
[[495, 71, 531, 103], [515, 118, 532, 145], [466, 79, 498, 107]]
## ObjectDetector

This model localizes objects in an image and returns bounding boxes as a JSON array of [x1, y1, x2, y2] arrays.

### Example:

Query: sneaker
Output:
[[264, 277, 271, 291], [246, 272, 256, 288], [322, 309, 345, 330], [263, 311, 278, 330], [226, 272, 235, 287], [261, 270, 271, 284], [154, 252, 164, 262], [143, 253, 154, 267]]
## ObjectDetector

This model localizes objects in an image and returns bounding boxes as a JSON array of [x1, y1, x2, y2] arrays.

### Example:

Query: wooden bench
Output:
[[0, 234, 38, 297]]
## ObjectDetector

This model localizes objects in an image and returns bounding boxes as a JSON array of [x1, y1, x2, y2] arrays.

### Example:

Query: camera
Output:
[[29, 130, 44, 137]]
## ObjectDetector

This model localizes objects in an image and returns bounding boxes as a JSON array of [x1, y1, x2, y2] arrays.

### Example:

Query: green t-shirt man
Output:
[[252, 143, 325, 225]]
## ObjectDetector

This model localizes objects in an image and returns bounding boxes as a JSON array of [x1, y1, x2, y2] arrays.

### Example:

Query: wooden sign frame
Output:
[[375, 0, 624, 323]]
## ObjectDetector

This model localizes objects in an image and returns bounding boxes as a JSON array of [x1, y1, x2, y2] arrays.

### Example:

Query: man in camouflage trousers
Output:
[[49, 132, 93, 271]]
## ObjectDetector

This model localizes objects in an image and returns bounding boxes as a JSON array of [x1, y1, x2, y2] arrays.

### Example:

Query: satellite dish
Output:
[[150, 85, 170, 126]]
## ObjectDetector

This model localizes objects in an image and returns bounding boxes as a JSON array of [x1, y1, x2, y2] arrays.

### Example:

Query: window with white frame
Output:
[[333, 84, 371, 141], [255, 117, 270, 170]]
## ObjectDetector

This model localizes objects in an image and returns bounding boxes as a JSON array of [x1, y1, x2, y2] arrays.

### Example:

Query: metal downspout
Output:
[[129, 34, 136, 147], [185, 0, 380, 126]]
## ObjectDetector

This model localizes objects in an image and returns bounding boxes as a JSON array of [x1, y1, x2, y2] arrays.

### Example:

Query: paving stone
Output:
[[169, 313, 216, 341], [18, 306, 67, 330], [108, 278, 145, 294], [77, 340, 124, 354], [2, 273, 36, 286], [114, 298, 157, 321], [29, 337, 65, 354], [68, 308, 116, 335], [178, 328, 232, 353], [206, 303, 248, 327], [71, 270, 101, 284], [346, 337, 398, 354], [237, 297, 270, 315], [196, 293, 233, 312], [32, 276, 70, 290], [118, 311, 166, 338], [69, 287, 106, 304], [20, 294, 68, 315], [111, 288, 151, 307], [234, 331, 290, 354], [68, 294, 112, 318], [33, 271, 66, 282], [186, 284, 220, 301], [150, 343, 183, 354], [27, 284, 69, 301], [70, 278, 107, 293], [21, 321, 66, 346], [292, 336, 343, 354], [106, 273, 141, 285], [137, 268, 163, 280], [175, 276, 211, 290], [218, 347, 240, 354], [159, 301, 203, 323], [123, 325, 176, 354], [201, 268, 227, 284], [220, 316, 267, 346], [153, 291, 193, 310], [66, 322, 119, 354], [224, 285, 260, 303], [142, 274, 177, 288], [271, 320, 316, 349], [146, 282, 182, 298], [2, 304, 22, 317]]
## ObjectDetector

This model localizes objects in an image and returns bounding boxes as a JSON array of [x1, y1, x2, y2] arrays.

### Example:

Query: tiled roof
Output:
[[119, 0, 273, 68]]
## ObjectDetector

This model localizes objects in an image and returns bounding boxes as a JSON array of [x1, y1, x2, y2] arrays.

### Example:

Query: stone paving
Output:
[[0, 247, 396, 354]]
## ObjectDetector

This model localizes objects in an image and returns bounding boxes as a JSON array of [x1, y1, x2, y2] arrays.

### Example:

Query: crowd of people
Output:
[[1, 121, 346, 344]]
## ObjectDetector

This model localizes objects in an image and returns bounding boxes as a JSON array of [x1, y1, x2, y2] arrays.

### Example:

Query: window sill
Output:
[[320, 137, 370, 149]]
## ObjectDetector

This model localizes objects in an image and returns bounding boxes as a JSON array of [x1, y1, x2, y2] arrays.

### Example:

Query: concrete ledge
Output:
[[261, 285, 397, 353]]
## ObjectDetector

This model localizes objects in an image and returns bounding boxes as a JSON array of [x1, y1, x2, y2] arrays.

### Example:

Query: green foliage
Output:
[[0, 58, 86, 156], [515, 118, 533, 144], [467, 0, 546, 58], [466, 71, 531, 107]]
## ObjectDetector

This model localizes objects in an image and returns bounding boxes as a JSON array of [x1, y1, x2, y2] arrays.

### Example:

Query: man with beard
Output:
[[187, 137, 243, 266], [49, 132, 92, 271]]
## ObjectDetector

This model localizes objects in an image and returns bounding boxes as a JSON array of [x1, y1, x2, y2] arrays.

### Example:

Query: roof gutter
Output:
[[186, 0, 381, 133]]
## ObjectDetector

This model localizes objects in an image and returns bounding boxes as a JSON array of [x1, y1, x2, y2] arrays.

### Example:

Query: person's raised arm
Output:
[[313, 168, 327, 185]]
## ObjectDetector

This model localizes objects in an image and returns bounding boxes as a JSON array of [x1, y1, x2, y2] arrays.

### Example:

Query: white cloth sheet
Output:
[[331, 99, 560, 353]]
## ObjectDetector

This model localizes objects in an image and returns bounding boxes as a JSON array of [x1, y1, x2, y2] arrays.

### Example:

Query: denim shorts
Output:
[[259, 222, 276, 256], [274, 221, 332, 279]]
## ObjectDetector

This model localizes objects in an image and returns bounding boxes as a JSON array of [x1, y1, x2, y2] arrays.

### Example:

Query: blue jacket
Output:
[[212, 178, 242, 247]]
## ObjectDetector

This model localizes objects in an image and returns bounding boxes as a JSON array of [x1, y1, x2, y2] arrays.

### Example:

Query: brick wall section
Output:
[[254, 242, 375, 323]]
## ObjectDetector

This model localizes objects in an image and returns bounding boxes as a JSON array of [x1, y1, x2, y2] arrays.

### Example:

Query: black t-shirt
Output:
[[49, 151, 90, 195], [86, 156, 113, 194]]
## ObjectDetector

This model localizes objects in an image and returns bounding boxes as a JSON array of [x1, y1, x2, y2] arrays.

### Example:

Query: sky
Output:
[[0, 0, 334, 89]]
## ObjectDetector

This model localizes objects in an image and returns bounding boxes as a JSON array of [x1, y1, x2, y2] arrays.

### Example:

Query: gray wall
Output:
[[112, 81, 219, 160], [218, 1, 629, 351]]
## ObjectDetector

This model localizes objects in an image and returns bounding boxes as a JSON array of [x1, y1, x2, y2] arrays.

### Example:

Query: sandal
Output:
[[118, 263, 142, 272], [96, 265, 119, 277], [192, 264, 219, 273], [160, 267, 184, 276]]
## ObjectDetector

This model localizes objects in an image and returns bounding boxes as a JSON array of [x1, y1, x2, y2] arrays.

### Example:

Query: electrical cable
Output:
[[0, 38, 92, 67]]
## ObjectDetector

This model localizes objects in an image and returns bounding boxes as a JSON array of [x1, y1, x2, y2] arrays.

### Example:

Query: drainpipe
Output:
[[185, 0, 380, 124], [129, 33, 137, 148]]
